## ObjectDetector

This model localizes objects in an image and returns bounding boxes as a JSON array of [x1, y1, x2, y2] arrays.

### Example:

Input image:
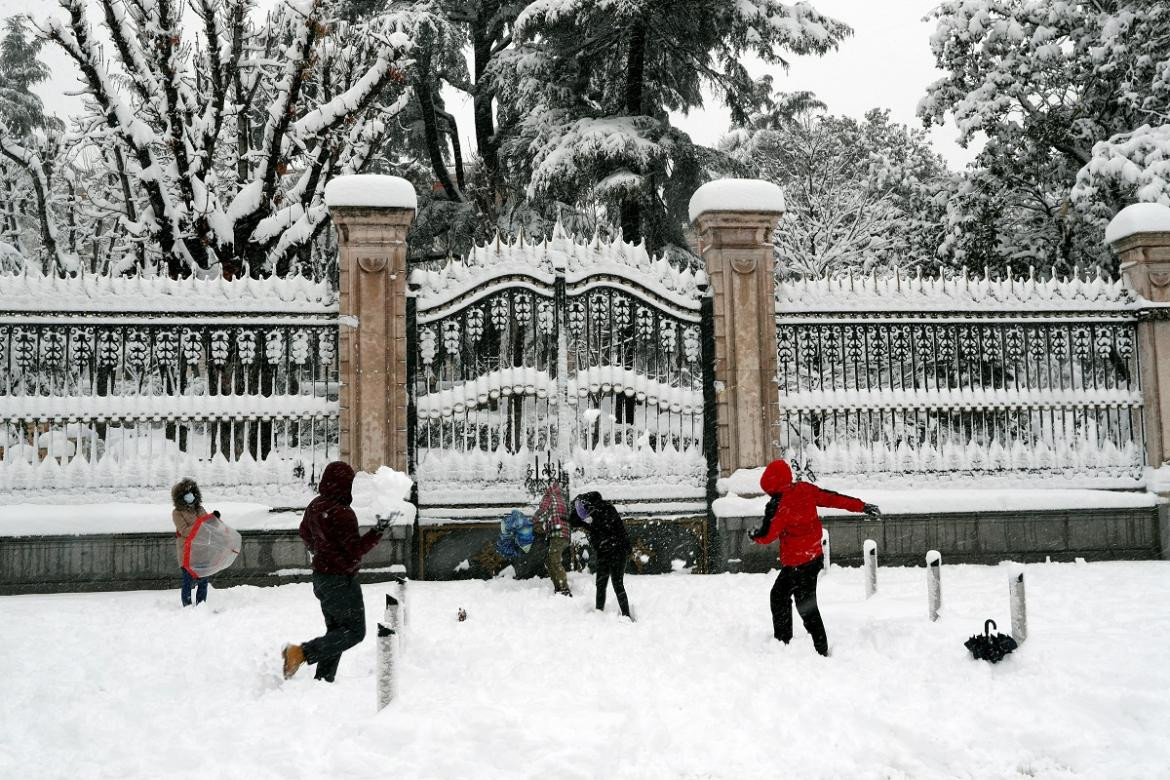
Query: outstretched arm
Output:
[[811, 486, 866, 513]]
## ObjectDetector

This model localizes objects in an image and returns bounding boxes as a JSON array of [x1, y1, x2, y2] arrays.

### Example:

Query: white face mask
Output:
[[183, 492, 195, 505]]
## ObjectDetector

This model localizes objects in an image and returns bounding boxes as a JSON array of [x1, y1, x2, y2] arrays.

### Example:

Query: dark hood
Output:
[[318, 461, 356, 506], [171, 478, 202, 510], [574, 491, 604, 514], [759, 460, 793, 495]]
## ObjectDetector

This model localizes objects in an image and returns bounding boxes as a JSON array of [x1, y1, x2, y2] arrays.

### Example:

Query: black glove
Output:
[[748, 521, 769, 541], [862, 503, 882, 520], [212, 510, 221, 519]]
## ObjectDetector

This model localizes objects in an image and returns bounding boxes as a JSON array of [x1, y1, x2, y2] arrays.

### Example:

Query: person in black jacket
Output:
[[570, 491, 633, 618]]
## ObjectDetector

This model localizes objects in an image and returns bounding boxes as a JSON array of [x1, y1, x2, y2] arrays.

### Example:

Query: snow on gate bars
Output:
[[0, 273, 340, 494], [773, 266, 1146, 488]]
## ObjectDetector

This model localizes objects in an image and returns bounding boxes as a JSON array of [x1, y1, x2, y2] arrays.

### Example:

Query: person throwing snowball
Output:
[[281, 461, 392, 682], [750, 459, 880, 656]]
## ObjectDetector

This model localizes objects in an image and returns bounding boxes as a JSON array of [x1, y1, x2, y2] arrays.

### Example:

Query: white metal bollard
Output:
[[388, 574, 408, 650], [926, 550, 941, 622], [1010, 571, 1027, 643], [820, 529, 831, 573], [376, 593, 402, 711], [863, 539, 878, 598], [376, 622, 398, 710]]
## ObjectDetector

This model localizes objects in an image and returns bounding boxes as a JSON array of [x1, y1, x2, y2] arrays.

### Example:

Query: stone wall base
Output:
[[720, 506, 1164, 571]]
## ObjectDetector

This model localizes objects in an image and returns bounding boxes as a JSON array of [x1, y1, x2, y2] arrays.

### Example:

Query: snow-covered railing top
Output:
[[410, 225, 705, 314], [0, 271, 338, 314], [775, 267, 1138, 314]]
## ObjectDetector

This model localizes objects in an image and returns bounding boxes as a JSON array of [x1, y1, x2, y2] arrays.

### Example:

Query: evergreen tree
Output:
[[492, 0, 851, 255]]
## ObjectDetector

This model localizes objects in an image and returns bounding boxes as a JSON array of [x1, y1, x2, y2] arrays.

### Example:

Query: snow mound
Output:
[[1104, 202, 1170, 244], [1147, 465, 1170, 495], [688, 178, 785, 223], [324, 175, 417, 210], [351, 466, 416, 525]]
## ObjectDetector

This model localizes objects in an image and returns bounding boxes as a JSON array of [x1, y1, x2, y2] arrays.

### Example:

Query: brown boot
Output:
[[282, 644, 305, 679]]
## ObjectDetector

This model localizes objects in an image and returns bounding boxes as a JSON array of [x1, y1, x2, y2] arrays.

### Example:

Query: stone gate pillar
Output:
[[325, 175, 417, 474], [1108, 203, 1170, 475], [690, 179, 786, 475]]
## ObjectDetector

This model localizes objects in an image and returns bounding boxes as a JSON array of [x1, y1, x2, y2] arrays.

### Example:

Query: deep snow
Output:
[[2, 562, 1169, 779]]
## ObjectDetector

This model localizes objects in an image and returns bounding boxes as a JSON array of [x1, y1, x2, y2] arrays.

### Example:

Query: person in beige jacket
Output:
[[172, 478, 213, 607]]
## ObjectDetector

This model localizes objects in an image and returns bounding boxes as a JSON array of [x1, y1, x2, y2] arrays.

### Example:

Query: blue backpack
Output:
[[495, 510, 534, 558]]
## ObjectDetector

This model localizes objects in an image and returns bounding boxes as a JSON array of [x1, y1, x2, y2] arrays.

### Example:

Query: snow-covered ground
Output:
[[3, 562, 1169, 779]]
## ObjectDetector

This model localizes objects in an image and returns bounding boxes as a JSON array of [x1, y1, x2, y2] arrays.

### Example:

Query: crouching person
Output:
[[282, 461, 390, 682], [571, 491, 633, 619]]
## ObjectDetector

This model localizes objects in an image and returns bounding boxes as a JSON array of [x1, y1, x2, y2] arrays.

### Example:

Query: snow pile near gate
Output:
[[351, 466, 415, 525], [1104, 202, 1170, 244], [1147, 465, 1170, 495], [688, 178, 785, 222], [324, 174, 417, 210]]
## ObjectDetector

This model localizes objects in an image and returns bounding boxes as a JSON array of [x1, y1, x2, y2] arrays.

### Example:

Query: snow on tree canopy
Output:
[[1104, 203, 1170, 245], [688, 179, 785, 223], [323, 175, 418, 211]]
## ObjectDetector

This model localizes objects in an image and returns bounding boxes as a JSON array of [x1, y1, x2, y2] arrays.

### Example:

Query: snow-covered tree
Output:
[[920, 0, 1170, 273], [38, 0, 415, 278], [0, 14, 65, 273], [492, 0, 851, 254], [723, 108, 952, 277]]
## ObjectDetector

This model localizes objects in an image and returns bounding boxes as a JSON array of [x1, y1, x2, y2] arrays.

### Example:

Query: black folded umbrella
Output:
[[964, 619, 1019, 664]]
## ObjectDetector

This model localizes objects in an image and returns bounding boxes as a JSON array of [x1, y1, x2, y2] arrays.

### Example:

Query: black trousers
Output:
[[595, 556, 630, 616], [770, 556, 828, 656], [302, 573, 366, 682]]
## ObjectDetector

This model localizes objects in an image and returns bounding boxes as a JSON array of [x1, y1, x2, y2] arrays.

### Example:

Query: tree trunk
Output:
[[472, 6, 500, 199], [620, 19, 649, 243], [440, 111, 466, 192], [416, 76, 462, 202]]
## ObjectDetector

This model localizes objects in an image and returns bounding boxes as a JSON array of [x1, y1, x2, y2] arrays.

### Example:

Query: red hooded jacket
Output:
[[298, 462, 382, 576], [752, 460, 865, 567]]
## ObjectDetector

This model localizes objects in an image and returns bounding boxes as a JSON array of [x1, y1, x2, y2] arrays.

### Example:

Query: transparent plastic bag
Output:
[[183, 514, 242, 578]]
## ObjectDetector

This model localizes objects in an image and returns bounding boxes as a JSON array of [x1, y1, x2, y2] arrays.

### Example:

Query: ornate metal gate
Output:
[[409, 231, 707, 503]]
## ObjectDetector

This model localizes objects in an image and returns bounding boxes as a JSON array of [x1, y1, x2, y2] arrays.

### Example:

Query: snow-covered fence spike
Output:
[[775, 266, 1135, 313], [0, 270, 336, 313], [926, 550, 941, 622], [863, 539, 878, 599], [1009, 571, 1027, 643]]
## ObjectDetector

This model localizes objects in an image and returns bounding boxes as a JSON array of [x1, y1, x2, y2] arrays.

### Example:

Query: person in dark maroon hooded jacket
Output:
[[750, 459, 880, 656], [281, 461, 390, 682]]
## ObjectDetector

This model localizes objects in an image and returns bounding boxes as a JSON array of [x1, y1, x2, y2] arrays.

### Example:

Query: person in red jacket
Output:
[[281, 461, 390, 682], [750, 459, 880, 656]]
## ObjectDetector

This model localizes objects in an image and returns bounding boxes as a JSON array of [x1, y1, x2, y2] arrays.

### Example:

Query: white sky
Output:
[[8, 0, 982, 169]]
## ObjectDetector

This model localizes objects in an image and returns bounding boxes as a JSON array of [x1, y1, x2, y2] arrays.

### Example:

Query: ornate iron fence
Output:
[[0, 272, 339, 493], [409, 232, 707, 498], [774, 269, 1146, 486]]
